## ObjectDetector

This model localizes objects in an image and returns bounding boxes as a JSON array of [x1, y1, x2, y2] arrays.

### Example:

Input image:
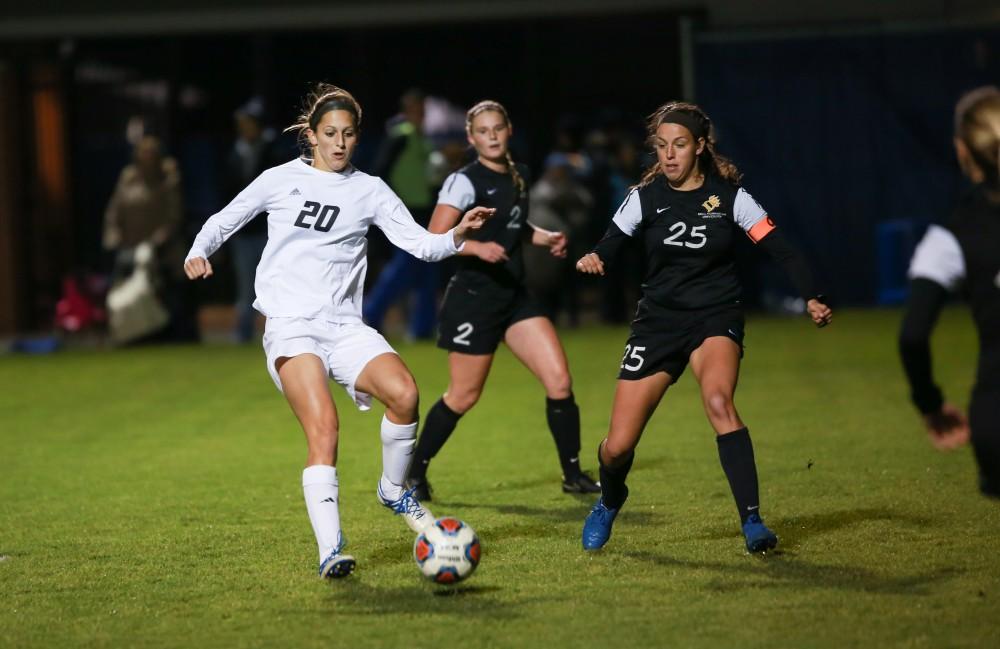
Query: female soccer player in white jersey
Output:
[[183, 84, 493, 579], [576, 101, 832, 553], [900, 86, 1000, 499], [404, 100, 601, 500]]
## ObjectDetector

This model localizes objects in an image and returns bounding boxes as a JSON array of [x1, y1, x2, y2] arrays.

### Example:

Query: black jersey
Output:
[[437, 160, 530, 291], [594, 175, 775, 311], [906, 184, 1000, 390]]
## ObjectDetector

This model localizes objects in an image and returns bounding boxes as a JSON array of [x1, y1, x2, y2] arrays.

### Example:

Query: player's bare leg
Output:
[[356, 353, 433, 532], [407, 352, 494, 500], [277, 354, 354, 577], [583, 371, 673, 550], [505, 316, 600, 493], [690, 336, 777, 552]]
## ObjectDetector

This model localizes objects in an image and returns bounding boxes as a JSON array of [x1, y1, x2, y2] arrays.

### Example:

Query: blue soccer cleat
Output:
[[742, 512, 778, 553], [319, 536, 355, 579], [582, 489, 627, 551]]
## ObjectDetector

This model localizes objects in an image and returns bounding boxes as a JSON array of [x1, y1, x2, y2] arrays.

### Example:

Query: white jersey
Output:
[[186, 158, 462, 323]]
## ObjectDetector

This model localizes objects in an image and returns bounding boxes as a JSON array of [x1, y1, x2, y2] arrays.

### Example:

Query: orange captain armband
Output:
[[746, 216, 776, 243]]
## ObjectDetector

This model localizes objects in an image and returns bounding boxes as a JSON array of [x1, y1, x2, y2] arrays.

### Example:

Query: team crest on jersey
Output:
[[699, 194, 725, 218]]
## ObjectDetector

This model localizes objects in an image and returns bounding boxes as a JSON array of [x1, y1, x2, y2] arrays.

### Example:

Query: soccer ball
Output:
[[413, 517, 481, 585]]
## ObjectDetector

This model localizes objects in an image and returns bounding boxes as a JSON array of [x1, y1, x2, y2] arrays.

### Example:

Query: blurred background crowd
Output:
[[1, 0, 999, 346]]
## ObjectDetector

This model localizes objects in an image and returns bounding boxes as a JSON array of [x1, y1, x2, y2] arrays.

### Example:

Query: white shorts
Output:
[[262, 318, 397, 411]]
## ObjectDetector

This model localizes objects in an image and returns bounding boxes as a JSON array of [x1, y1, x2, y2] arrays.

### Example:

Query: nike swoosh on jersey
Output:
[[656, 206, 671, 213], [486, 188, 498, 195]]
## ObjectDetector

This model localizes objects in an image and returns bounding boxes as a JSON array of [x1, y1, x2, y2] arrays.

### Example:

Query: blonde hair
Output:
[[635, 101, 742, 189], [466, 100, 526, 196], [955, 86, 1000, 186], [285, 83, 363, 153]]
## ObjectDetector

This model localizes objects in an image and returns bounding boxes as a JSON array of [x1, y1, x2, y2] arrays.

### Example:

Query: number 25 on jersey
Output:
[[663, 222, 707, 249]]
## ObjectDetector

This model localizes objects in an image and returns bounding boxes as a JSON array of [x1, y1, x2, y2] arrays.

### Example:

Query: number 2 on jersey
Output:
[[663, 222, 707, 248], [506, 205, 523, 230]]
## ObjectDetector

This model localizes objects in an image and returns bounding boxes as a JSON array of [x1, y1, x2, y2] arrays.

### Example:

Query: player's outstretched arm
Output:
[[453, 206, 495, 247], [575, 252, 605, 276], [183, 256, 214, 280], [428, 203, 504, 262]]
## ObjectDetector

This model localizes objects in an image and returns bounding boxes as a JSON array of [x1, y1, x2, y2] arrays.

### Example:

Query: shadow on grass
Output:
[[614, 507, 957, 595], [322, 579, 522, 618], [697, 507, 934, 548], [441, 501, 659, 529], [621, 549, 961, 596], [458, 454, 672, 495]]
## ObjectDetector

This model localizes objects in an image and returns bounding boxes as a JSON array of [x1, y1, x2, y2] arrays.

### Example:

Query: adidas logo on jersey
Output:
[[290, 188, 302, 196]]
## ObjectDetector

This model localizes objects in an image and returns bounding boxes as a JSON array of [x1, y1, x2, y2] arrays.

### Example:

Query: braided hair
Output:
[[466, 100, 526, 197], [635, 101, 742, 189]]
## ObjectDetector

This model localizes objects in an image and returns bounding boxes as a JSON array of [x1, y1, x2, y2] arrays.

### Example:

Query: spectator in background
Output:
[[225, 97, 280, 343], [363, 89, 439, 340], [103, 135, 191, 342], [524, 152, 593, 325]]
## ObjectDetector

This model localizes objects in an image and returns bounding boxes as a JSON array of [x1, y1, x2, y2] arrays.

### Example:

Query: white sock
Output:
[[379, 415, 417, 501], [302, 465, 342, 562]]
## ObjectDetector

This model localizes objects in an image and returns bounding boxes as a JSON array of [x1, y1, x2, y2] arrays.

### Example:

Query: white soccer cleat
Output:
[[318, 535, 355, 579], [378, 483, 434, 533]]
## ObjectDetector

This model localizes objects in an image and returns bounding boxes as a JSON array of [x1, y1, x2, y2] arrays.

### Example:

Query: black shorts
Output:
[[437, 282, 545, 355], [618, 301, 745, 381]]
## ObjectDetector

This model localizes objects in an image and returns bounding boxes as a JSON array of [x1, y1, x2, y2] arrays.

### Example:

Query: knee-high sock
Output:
[[546, 394, 583, 478], [302, 465, 342, 561], [716, 427, 761, 523], [409, 398, 463, 480], [598, 443, 634, 510], [379, 415, 417, 501]]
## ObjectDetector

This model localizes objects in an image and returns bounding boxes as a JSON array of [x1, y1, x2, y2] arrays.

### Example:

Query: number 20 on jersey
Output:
[[294, 201, 340, 232]]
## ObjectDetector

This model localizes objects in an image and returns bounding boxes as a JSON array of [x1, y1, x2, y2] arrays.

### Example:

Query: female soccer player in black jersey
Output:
[[576, 101, 832, 553], [406, 100, 601, 498], [900, 86, 1000, 499]]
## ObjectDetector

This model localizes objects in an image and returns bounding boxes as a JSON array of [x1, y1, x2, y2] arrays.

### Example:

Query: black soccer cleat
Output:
[[404, 476, 433, 502], [562, 471, 601, 494]]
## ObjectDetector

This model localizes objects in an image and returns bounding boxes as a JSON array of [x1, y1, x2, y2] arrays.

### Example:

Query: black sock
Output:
[[598, 443, 634, 510], [716, 427, 760, 523], [546, 394, 583, 478], [409, 398, 462, 480]]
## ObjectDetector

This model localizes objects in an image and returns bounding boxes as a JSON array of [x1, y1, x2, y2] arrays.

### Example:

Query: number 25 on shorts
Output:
[[621, 345, 646, 372]]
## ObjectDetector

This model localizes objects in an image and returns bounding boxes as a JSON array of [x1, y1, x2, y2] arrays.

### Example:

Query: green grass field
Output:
[[2, 308, 998, 648]]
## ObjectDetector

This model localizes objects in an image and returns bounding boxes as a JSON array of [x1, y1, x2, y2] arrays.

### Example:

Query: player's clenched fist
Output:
[[575, 252, 605, 276], [184, 257, 213, 280], [806, 298, 832, 328]]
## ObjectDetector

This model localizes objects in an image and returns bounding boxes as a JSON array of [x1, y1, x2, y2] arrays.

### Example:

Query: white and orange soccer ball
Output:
[[413, 517, 481, 585]]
